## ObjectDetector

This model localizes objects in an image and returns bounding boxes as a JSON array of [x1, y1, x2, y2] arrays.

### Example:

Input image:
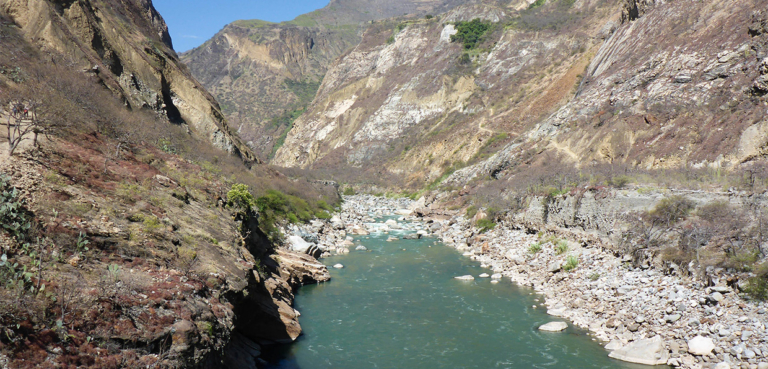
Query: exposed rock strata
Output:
[[0, 0, 255, 162]]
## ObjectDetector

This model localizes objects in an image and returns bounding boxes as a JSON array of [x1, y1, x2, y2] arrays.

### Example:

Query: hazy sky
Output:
[[154, 0, 330, 52]]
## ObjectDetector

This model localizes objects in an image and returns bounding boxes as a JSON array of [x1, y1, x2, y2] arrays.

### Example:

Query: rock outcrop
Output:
[[182, 0, 470, 160], [0, 0, 256, 163]]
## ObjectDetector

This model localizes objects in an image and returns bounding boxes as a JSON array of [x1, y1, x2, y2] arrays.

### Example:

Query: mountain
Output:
[[270, 0, 768, 190], [0, 0, 339, 367], [181, 0, 471, 160], [0, 0, 256, 163]]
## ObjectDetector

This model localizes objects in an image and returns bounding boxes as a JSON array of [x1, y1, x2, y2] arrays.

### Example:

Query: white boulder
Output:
[[687, 336, 715, 356], [539, 322, 568, 332]]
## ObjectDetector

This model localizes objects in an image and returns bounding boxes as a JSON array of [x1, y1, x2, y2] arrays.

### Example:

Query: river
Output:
[[263, 218, 654, 369]]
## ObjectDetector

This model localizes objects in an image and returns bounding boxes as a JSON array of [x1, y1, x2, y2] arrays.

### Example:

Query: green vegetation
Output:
[[529, 242, 542, 254], [267, 79, 321, 159], [476, 218, 496, 233], [343, 187, 356, 196], [466, 205, 479, 219], [0, 175, 31, 241], [286, 13, 319, 27], [743, 277, 768, 300], [232, 19, 274, 28], [563, 255, 579, 272], [555, 240, 568, 255], [528, 0, 546, 9], [451, 19, 492, 49], [588, 272, 600, 281], [227, 183, 336, 241]]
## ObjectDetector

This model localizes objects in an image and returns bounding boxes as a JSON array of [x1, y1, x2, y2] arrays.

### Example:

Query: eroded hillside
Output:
[[181, 0, 471, 160], [269, 0, 768, 193], [0, 4, 339, 367], [273, 0, 619, 185], [0, 0, 255, 163]]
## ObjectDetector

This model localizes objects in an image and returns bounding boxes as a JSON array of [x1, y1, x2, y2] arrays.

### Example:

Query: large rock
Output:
[[287, 235, 312, 254], [687, 336, 715, 356], [454, 275, 475, 281], [538, 322, 568, 332], [608, 336, 669, 365]]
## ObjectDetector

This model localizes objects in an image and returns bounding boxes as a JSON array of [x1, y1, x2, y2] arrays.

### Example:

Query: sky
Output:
[[153, 0, 331, 52]]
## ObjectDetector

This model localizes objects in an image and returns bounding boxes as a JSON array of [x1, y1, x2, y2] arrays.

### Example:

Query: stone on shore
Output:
[[538, 321, 568, 332], [608, 336, 669, 365], [455, 275, 474, 281], [687, 336, 715, 356], [714, 363, 731, 369], [605, 340, 623, 351], [287, 235, 313, 254]]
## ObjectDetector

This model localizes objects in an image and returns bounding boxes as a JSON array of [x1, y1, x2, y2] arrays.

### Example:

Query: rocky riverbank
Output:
[[289, 195, 768, 369]]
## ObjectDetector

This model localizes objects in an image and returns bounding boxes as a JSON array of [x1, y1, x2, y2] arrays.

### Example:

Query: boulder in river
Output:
[[333, 264, 344, 269], [538, 322, 568, 332], [455, 275, 475, 281], [608, 336, 669, 365], [386, 236, 398, 242], [479, 273, 490, 278], [355, 245, 368, 251]]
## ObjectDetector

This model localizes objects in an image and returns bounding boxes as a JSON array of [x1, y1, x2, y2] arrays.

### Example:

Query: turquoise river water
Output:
[[263, 220, 654, 369]]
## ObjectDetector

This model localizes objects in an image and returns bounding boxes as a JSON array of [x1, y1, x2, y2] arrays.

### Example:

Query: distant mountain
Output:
[[181, 0, 470, 160]]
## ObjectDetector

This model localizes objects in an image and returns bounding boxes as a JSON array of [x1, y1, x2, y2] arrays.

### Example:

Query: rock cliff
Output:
[[181, 0, 471, 160], [264, 0, 768, 191], [272, 0, 616, 184], [0, 0, 256, 163]]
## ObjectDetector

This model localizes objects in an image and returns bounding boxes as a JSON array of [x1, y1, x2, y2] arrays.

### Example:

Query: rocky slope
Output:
[[0, 0, 256, 163], [272, 0, 619, 183], [181, 0, 471, 160], [269, 0, 768, 191], [0, 6, 337, 367]]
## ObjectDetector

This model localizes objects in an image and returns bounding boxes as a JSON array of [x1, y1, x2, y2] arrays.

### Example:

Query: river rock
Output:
[[608, 336, 669, 365], [385, 219, 398, 227], [355, 245, 367, 251], [539, 322, 568, 332], [605, 340, 623, 351], [287, 235, 313, 254], [395, 209, 412, 216], [714, 363, 731, 369], [350, 227, 369, 235], [386, 236, 398, 242], [333, 264, 344, 269], [479, 273, 490, 278], [402, 233, 421, 240], [455, 275, 474, 281], [491, 273, 502, 279], [688, 335, 715, 356]]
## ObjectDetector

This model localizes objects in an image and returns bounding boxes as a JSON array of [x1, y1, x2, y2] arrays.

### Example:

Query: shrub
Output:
[[227, 183, 256, 211], [528, 0, 546, 9], [343, 187, 355, 196], [476, 218, 496, 233], [0, 175, 32, 241], [466, 205, 479, 219], [588, 272, 600, 281], [743, 277, 768, 300], [649, 195, 695, 227], [528, 242, 542, 254], [563, 255, 578, 271], [609, 175, 632, 188], [555, 240, 568, 255], [451, 19, 492, 49]]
